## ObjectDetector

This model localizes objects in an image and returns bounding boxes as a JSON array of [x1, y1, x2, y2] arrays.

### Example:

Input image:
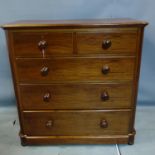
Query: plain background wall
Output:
[[0, 0, 154, 106]]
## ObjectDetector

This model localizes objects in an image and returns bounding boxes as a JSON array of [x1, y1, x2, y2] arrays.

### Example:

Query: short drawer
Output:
[[16, 57, 135, 83], [19, 83, 132, 110], [77, 29, 137, 54], [22, 110, 131, 136], [13, 31, 73, 57]]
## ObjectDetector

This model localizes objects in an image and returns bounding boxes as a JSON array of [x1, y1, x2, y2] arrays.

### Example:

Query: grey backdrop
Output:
[[0, 0, 154, 106]]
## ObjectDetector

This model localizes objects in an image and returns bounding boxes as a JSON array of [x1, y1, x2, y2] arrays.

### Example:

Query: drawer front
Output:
[[77, 31, 137, 54], [22, 110, 131, 136], [19, 83, 132, 110], [16, 58, 135, 83], [13, 31, 73, 57]]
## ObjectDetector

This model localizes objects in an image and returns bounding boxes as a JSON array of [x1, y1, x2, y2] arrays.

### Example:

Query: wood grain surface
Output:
[[2, 19, 147, 145]]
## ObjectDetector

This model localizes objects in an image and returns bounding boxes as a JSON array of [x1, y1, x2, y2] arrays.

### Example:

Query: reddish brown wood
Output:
[[100, 119, 108, 128], [45, 120, 53, 128], [77, 30, 138, 54], [102, 40, 112, 49], [22, 110, 131, 136], [5, 31, 26, 135], [38, 40, 48, 51], [129, 26, 146, 135], [19, 133, 135, 145], [43, 92, 51, 102], [19, 83, 133, 110], [102, 65, 110, 75], [1, 19, 148, 145], [15, 57, 135, 83], [13, 31, 73, 57], [101, 91, 109, 101], [1, 19, 148, 29], [40, 66, 49, 76]]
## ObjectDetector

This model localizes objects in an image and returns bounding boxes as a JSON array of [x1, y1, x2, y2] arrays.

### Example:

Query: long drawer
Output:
[[19, 83, 132, 110], [16, 57, 135, 83], [22, 110, 131, 136]]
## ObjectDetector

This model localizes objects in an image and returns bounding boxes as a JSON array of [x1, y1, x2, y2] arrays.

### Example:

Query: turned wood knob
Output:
[[38, 40, 48, 57], [102, 65, 110, 74], [46, 120, 53, 128], [40, 66, 49, 76], [43, 92, 51, 102], [102, 40, 111, 49], [100, 119, 108, 128], [101, 91, 109, 101], [38, 40, 48, 51]]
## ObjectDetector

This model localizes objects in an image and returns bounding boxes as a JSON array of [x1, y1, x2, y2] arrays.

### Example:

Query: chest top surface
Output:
[[1, 18, 148, 29]]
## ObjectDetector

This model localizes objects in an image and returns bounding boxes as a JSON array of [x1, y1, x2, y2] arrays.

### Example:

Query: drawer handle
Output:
[[102, 40, 111, 49], [100, 119, 108, 128], [43, 92, 51, 102], [46, 120, 53, 128], [40, 66, 49, 76], [101, 91, 109, 101], [38, 40, 48, 58], [102, 65, 110, 75]]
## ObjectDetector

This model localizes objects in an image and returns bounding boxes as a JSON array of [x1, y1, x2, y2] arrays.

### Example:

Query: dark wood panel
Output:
[[16, 57, 135, 83], [19, 83, 132, 110], [13, 31, 73, 57], [77, 31, 137, 54], [22, 110, 131, 136]]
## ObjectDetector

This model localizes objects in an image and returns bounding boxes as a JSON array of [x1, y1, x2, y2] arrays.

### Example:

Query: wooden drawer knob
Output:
[[40, 66, 49, 76], [38, 40, 48, 57], [101, 91, 109, 101], [102, 40, 111, 49], [102, 65, 110, 74], [46, 120, 53, 128], [100, 119, 108, 128], [43, 92, 51, 102], [38, 40, 48, 50]]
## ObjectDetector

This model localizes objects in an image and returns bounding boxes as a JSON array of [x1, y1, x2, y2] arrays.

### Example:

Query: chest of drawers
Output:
[[1, 19, 147, 145]]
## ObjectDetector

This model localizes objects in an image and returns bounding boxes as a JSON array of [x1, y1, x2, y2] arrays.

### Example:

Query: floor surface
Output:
[[0, 105, 154, 155]]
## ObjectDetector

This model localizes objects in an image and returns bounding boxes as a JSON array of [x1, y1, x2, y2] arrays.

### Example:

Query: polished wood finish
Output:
[[13, 31, 73, 57], [77, 30, 137, 54], [19, 83, 132, 110], [16, 58, 135, 82], [100, 119, 108, 128], [1, 19, 147, 145], [22, 110, 131, 136], [1, 19, 148, 29], [101, 91, 109, 101]]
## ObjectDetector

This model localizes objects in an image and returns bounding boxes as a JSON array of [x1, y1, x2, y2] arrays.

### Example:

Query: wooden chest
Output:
[[1, 19, 148, 145]]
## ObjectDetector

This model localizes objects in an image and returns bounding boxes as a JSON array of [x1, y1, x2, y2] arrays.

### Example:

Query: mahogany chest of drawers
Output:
[[1, 19, 148, 145]]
